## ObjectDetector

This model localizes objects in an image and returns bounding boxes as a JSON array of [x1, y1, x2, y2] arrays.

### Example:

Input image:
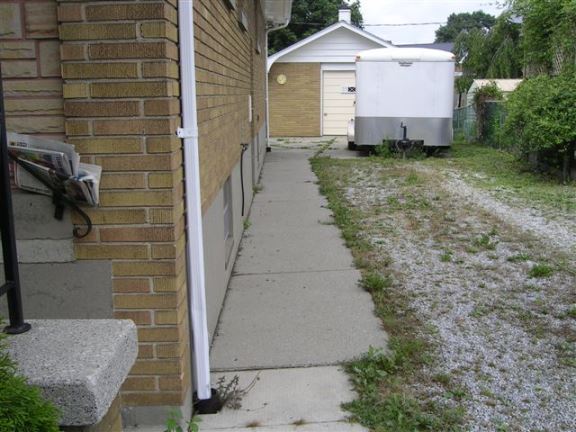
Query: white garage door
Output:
[[322, 71, 356, 136]]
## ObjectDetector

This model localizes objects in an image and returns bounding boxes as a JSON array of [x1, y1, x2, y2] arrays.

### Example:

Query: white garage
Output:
[[268, 11, 392, 137]]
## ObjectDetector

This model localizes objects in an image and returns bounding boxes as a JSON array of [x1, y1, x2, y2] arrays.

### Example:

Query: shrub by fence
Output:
[[453, 101, 506, 147]]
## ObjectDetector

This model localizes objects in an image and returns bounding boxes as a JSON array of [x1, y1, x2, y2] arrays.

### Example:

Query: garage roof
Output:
[[268, 21, 393, 72]]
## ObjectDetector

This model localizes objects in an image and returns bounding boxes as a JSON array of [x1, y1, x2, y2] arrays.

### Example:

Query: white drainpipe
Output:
[[177, 0, 212, 403]]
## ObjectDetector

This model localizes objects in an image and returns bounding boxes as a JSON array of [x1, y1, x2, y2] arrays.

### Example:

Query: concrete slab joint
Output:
[[7, 319, 138, 427]]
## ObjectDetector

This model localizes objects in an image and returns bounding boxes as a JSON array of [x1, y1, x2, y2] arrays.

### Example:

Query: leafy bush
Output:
[[503, 71, 576, 181], [0, 324, 60, 432]]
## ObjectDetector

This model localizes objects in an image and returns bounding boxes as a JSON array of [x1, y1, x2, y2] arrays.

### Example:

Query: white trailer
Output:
[[350, 47, 455, 151]]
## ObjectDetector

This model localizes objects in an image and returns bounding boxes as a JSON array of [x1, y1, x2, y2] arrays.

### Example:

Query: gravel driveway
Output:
[[329, 158, 575, 432]]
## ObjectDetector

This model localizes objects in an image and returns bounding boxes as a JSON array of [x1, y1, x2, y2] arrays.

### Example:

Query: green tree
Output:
[[454, 11, 522, 85], [268, 0, 363, 54], [512, 0, 576, 75], [435, 11, 496, 43]]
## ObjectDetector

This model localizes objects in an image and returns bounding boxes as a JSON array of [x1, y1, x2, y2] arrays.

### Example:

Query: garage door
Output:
[[322, 71, 356, 136]]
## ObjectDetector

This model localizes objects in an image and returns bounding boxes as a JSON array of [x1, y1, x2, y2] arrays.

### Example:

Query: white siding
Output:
[[281, 27, 385, 64]]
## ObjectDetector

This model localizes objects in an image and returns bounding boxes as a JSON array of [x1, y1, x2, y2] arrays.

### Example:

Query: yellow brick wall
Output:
[[55, 0, 189, 409], [269, 63, 321, 137], [1, 0, 269, 415], [194, 0, 267, 210], [0, 1, 64, 137]]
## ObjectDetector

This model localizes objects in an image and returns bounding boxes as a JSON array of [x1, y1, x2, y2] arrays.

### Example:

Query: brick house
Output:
[[268, 11, 392, 137], [0, 0, 291, 428]]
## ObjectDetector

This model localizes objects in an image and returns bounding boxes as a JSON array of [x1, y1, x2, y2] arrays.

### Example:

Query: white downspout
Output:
[[177, 0, 212, 402]]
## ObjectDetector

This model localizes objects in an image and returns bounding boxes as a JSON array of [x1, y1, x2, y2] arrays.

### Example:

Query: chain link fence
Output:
[[453, 105, 477, 143], [453, 102, 507, 147]]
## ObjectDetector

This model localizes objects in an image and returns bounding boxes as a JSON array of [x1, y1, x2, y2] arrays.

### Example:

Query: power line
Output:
[[289, 21, 447, 27], [365, 22, 446, 27]]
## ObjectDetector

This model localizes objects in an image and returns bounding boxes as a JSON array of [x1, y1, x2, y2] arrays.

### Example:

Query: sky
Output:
[[359, 0, 507, 45]]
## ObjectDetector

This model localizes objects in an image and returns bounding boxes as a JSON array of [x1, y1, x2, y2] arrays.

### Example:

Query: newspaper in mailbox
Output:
[[6, 133, 101, 206]]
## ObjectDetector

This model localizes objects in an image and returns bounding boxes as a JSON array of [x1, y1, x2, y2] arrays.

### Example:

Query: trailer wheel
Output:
[[348, 141, 357, 150]]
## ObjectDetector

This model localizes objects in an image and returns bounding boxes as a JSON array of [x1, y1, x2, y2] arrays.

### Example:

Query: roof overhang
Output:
[[263, 0, 293, 30], [267, 21, 394, 72]]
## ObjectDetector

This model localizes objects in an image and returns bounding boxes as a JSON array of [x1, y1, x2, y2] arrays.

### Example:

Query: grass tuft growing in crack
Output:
[[310, 156, 464, 431]]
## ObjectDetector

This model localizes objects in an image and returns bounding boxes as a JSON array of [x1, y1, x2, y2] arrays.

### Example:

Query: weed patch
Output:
[[507, 253, 531, 263], [344, 347, 463, 432], [528, 264, 554, 278], [472, 233, 497, 251]]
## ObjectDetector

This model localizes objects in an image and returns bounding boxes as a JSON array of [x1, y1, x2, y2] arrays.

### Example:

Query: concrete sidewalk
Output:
[[201, 138, 387, 431]]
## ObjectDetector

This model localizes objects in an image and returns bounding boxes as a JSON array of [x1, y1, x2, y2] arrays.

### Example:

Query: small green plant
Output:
[[164, 410, 201, 432], [361, 272, 392, 293], [0, 321, 61, 432], [243, 218, 251, 231], [253, 184, 263, 194], [215, 373, 260, 410], [432, 373, 452, 387], [566, 305, 576, 319], [440, 250, 453, 262], [373, 142, 394, 158], [404, 172, 423, 186], [507, 253, 530, 263], [443, 386, 468, 401], [528, 263, 554, 278], [472, 233, 497, 250]]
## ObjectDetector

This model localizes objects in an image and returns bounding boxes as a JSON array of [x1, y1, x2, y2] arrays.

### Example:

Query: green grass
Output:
[[440, 250, 453, 262], [311, 156, 464, 432], [344, 346, 463, 432], [471, 233, 497, 251], [425, 141, 576, 213], [507, 253, 531, 263], [528, 263, 554, 278], [362, 272, 392, 293]]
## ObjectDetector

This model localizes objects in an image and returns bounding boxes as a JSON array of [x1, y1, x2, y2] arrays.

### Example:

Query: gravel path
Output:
[[341, 162, 576, 432], [419, 165, 576, 255]]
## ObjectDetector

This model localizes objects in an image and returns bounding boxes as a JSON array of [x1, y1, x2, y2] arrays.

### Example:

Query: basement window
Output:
[[223, 176, 234, 267]]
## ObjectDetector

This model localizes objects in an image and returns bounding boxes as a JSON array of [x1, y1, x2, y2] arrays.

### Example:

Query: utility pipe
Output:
[[177, 0, 217, 410]]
